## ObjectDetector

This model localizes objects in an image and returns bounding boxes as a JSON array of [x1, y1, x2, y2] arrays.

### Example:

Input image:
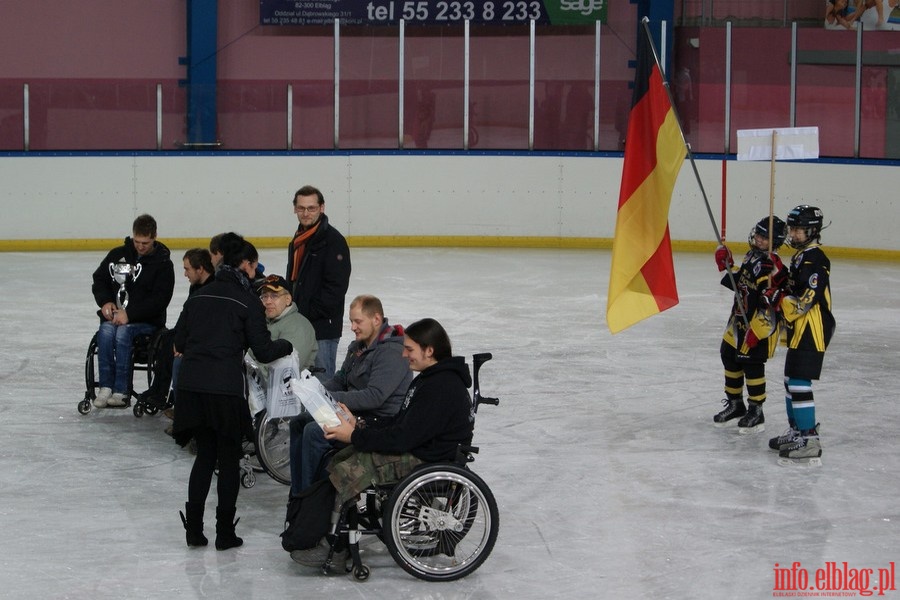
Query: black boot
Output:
[[179, 502, 208, 547], [215, 506, 243, 551]]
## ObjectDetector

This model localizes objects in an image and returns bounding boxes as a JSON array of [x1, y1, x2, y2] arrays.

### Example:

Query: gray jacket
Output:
[[324, 321, 411, 419]]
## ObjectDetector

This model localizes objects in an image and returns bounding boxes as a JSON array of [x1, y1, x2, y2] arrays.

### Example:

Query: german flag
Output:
[[606, 24, 686, 334]]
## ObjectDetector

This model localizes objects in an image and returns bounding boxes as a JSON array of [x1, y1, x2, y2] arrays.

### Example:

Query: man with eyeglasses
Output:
[[91, 214, 175, 408], [254, 275, 318, 375], [286, 185, 351, 380]]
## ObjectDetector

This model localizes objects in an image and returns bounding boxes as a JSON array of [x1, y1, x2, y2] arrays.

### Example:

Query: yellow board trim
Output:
[[1, 236, 899, 262]]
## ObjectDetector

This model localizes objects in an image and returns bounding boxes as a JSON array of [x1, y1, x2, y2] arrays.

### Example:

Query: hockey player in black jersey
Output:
[[713, 216, 787, 434], [762, 205, 835, 466]]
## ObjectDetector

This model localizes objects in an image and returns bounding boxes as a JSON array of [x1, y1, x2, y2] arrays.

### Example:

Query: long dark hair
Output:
[[405, 318, 452, 362]]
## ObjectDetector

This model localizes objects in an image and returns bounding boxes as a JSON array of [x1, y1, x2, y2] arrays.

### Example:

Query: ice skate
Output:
[[768, 426, 798, 450], [713, 398, 745, 427], [737, 401, 764, 434], [777, 430, 822, 467]]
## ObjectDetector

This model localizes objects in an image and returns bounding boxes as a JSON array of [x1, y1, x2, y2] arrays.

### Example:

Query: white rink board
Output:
[[0, 153, 897, 250]]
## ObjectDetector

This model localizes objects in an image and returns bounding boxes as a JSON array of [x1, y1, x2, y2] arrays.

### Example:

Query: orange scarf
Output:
[[290, 221, 320, 281]]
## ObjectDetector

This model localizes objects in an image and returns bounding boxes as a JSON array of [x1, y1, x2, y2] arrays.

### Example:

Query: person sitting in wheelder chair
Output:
[[289, 317, 474, 571]]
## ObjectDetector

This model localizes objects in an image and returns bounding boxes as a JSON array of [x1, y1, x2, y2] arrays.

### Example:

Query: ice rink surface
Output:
[[1, 247, 898, 599]]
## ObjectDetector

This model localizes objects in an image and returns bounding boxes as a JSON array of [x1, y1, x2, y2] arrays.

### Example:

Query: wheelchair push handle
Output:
[[472, 352, 499, 413]]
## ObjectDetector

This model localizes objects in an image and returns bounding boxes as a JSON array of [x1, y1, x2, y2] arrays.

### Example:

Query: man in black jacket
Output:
[[91, 214, 174, 408], [286, 185, 351, 380], [140, 247, 215, 419]]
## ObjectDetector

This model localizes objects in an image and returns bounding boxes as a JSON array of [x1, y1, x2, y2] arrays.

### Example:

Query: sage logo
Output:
[[559, 0, 604, 17]]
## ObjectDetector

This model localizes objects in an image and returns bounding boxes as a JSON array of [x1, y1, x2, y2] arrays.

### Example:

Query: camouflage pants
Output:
[[327, 446, 423, 506]]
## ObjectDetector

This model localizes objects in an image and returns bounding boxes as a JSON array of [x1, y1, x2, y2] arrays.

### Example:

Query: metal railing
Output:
[[2, 17, 897, 159]]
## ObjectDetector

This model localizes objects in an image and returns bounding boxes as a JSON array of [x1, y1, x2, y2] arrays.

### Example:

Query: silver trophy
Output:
[[109, 260, 142, 309]]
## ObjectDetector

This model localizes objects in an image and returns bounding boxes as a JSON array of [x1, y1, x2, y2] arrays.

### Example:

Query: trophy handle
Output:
[[132, 263, 143, 281], [109, 262, 116, 279]]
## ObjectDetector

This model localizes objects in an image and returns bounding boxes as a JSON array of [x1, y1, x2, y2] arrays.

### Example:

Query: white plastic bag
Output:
[[290, 370, 346, 430], [265, 352, 303, 419], [244, 355, 267, 416]]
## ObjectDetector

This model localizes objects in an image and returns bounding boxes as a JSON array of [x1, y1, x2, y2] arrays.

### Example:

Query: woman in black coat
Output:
[[173, 233, 293, 550]]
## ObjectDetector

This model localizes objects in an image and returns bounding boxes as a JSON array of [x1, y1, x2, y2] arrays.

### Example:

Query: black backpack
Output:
[[280, 478, 337, 552]]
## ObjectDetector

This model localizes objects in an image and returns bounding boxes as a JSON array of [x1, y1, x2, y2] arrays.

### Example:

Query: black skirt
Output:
[[172, 389, 253, 447]]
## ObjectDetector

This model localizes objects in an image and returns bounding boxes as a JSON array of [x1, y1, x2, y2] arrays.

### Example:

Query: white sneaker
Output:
[[107, 393, 128, 407], [94, 387, 112, 408]]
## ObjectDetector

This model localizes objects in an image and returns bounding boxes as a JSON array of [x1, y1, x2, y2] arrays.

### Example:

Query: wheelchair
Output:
[[320, 352, 500, 582], [254, 408, 291, 485], [77, 328, 167, 418], [241, 357, 292, 487], [232, 410, 282, 491]]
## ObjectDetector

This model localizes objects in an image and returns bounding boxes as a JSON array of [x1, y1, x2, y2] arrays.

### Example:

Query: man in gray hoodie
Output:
[[288, 294, 412, 496]]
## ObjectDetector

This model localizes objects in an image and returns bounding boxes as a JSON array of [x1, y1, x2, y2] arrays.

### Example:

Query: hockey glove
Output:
[[761, 286, 783, 312], [715, 245, 733, 272], [759, 253, 787, 288], [743, 328, 760, 350]]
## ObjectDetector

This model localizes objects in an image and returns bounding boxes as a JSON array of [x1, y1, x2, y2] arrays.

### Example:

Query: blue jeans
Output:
[[97, 321, 156, 394], [289, 412, 340, 496], [170, 355, 182, 402], [315, 338, 340, 381]]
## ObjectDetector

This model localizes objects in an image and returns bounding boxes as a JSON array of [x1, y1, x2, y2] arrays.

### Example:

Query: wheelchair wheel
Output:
[[254, 409, 291, 485], [382, 464, 499, 582], [241, 469, 256, 489], [79, 333, 99, 414]]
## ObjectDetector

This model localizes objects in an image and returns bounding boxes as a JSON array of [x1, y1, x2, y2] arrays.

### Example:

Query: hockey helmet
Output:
[[749, 215, 786, 252], [786, 205, 824, 248]]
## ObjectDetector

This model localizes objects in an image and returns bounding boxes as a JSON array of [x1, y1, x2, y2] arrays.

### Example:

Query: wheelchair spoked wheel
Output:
[[382, 464, 499, 582], [253, 409, 291, 485]]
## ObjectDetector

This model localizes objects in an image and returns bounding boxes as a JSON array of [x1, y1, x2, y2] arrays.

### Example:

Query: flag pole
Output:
[[640, 18, 721, 246], [639, 18, 748, 328], [767, 130, 777, 285], [768, 130, 777, 250]]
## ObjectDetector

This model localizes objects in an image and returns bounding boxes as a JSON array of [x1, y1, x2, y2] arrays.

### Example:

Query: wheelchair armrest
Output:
[[455, 445, 479, 465]]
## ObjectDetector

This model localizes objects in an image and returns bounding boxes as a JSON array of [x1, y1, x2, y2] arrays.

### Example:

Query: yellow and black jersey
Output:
[[720, 249, 783, 360], [720, 249, 781, 318], [780, 245, 835, 353]]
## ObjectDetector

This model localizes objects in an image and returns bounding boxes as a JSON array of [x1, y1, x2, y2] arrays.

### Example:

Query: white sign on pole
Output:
[[736, 127, 819, 161]]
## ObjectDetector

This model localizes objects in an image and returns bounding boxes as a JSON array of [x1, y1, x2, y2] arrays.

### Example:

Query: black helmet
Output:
[[786, 205, 824, 248], [787, 205, 823, 229], [749, 215, 786, 252]]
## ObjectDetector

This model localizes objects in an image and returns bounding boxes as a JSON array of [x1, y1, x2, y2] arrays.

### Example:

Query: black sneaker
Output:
[[713, 398, 746, 427], [737, 401, 765, 434]]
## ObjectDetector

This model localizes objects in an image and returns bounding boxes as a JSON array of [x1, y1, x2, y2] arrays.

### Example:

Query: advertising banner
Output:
[[260, 0, 607, 26]]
